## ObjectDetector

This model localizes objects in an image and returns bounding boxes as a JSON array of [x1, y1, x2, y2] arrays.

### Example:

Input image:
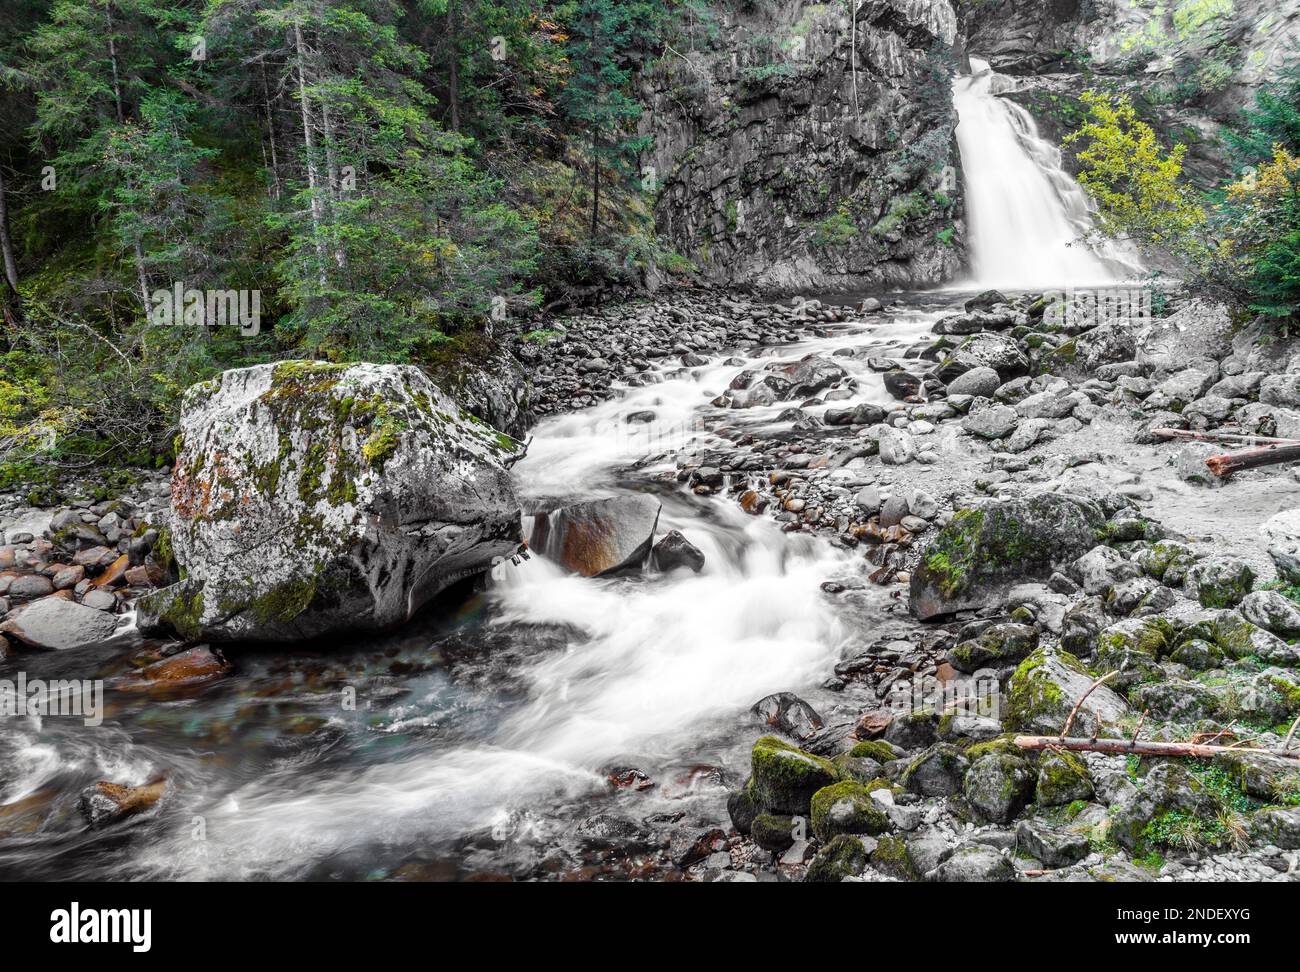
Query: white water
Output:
[[953, 58, 1144, 289]]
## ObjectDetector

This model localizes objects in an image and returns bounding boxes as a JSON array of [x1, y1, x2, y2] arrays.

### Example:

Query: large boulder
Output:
[[910, 492, 1108, 619], [1006, 647, 1129, 735], [138, 362, 523, 642], [531, 495, 661, 577]]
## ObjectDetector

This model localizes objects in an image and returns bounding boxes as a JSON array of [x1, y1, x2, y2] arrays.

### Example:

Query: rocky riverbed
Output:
[[2, 284, 1300, 881]]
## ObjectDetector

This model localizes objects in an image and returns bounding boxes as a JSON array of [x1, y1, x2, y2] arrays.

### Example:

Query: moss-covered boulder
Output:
[[750, 813, 797, 853], [1168, 638, 1223, 671], [1251, 807, 1300, 849], [1209, 611, 1299, 665], [140, 362, 523, 642], [848, 739, 901, 764], [883, 707, 940, 750], [928, 843, 1016, 882], [1092, 618, 1169, 690], [750, 736, 840, 815], [1109, 763, 1217, 852], [810, 780, 891, 841], [1033, 749, 1094, 807], [1006, 647, 1129, 735], [910, 493, 1107, 620], [832, 753, 885, 784], [726, 779, 760, 835], [804, 835, 869, 882], [1135, 539, 1197, 586], [948, 622, 1039, 673], [1130, 679, 1227, 723], [901, 743, 971, 798], [1184, 557, 1256, 609], [963, 753, 1034, 824], [870, 833, 920, 880]]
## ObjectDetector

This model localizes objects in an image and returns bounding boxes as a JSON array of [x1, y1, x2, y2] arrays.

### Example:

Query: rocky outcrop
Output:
[[909, 491, 1111, 619], [139, 362, 524, 643], [642, 0, 965, 291]]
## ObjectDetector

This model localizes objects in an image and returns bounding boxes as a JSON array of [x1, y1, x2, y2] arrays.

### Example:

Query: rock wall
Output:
[[642, 0, 966, 292]]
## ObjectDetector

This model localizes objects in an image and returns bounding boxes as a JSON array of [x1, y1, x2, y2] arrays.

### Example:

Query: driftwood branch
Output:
[[1151, 428, 1300, 447], [1285, 715, 1300, 753], [1015, 735, 1300, 760], [1206, 442, 1300, 478], [1058, 670, 1118, 740]]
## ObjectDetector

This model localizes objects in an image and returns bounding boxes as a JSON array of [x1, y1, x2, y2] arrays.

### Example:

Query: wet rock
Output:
[[669, 827, 727, 868], [810, 781, 891, 841], [883, 370, 922, 400], [144, 362, 524, 643], [910, 492, 1108, 620], [965, 289, 1008, 313], [751, 692, 823, 742], [535, 494, 661, 578], [1239, 590, 1300, 637], [650, 530, 705, 574], [0, 597, 121, 650], [134, 645, 232, 685], [78, 780, 166, 829], [1006, 647, 1129, 735], [937, 333, 1028, 382]]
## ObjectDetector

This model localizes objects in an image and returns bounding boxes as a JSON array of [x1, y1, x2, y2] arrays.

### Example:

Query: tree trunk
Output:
[[591, 128, 600, 241], [447, 0, 460, 132], [293, 20, 329, 287], [260, 63, 282, 200], [1014, 735, 1300, 761], [1206, 442, 1300, 477], [0, 167, 21, 324], [105, 4, 126, 124]]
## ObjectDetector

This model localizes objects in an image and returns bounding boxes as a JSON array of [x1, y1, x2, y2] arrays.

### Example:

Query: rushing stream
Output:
[[0, 62, 1135, 881]]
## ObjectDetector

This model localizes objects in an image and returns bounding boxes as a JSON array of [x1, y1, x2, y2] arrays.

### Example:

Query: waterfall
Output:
[[953, 57, 1144, 289]]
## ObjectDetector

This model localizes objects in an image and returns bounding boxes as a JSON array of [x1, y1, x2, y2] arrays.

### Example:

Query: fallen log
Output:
[[1151, 428, 1300, 447], [1205, 442, 1300, 478], [1014, 735, 1300, 761]]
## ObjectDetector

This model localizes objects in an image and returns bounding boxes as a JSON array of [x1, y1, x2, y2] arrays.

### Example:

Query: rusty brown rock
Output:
[[78, 780, 167, 829]]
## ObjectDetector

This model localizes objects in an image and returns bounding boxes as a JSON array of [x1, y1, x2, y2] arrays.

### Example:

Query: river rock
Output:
[[0, 596, 121, 650], [138, 362, 524, 643], [946, 366, 1001, 398], [909, 492, 1108, 619], [1239, 590, 1300, 637], [650, 529, 705, 574], [751, 692, 823, 742], [533, 494, 661, 577], [78, 780, 167, 829]]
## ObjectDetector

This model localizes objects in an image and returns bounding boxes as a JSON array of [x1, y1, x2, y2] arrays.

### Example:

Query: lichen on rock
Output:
[[139, 361, 524, 642]]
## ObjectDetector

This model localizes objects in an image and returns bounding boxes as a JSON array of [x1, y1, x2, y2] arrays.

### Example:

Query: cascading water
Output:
[[953, 57, 1144, 289]]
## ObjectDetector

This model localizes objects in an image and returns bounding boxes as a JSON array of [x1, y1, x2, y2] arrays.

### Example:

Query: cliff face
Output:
[[642, 0, 966, 293], [960, 0, 1300, 183]]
